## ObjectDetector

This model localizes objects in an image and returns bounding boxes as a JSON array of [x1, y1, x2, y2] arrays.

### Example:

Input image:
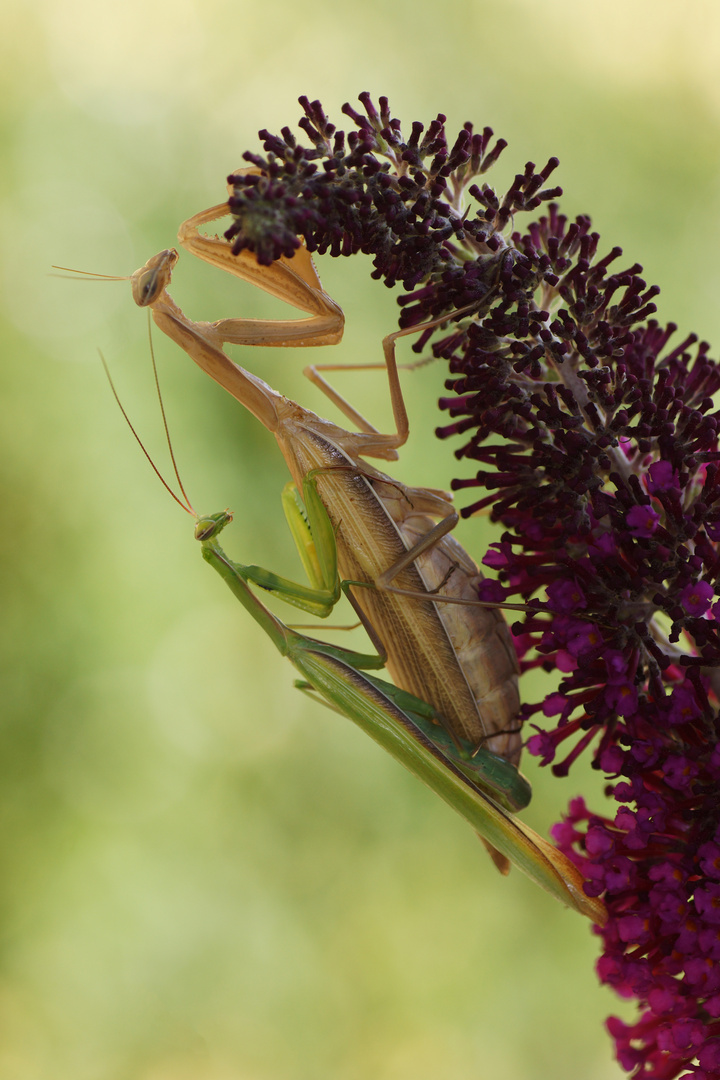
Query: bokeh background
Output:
[[2, 2, 720, 1077]]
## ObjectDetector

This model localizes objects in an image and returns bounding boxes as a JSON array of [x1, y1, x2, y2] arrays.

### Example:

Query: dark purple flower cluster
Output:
[[225, 93, 560, 305], [227, 95, 720, 1079]]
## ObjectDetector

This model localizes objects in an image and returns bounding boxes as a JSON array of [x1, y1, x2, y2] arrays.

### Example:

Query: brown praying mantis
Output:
[[56, 179, 607, 918], [130, 171, 549, 836], [193, 502, 604, 922]]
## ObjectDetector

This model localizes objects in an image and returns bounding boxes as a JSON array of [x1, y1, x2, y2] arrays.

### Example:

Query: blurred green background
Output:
[[2, 1, 720, 1077]]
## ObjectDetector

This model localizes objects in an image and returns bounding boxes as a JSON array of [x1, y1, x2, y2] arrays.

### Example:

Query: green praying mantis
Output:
[[192, 500, 605, 922]]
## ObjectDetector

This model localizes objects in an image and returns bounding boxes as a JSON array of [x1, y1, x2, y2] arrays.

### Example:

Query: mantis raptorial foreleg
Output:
[[177, 202, 347, 349], [239, 477, 341, 618]]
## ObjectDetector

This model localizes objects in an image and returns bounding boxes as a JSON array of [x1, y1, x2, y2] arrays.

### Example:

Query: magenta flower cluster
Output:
[[226, 95, 720, 1079]]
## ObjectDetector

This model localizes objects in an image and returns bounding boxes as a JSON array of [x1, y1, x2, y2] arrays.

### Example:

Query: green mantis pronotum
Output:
[[194, 495, 605, 923]]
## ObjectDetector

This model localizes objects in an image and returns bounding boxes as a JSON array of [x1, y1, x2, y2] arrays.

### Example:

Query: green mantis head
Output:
[[195, 511, 233, 542]]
